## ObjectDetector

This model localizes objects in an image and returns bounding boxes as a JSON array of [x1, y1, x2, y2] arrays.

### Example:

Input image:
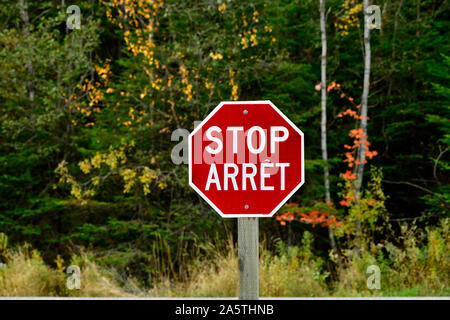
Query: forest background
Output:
[[0, 0, 448, 297]]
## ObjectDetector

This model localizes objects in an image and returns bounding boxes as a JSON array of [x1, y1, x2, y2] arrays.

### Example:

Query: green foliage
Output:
[[0, 0, 448, 295], [0, 233, 7, 263]]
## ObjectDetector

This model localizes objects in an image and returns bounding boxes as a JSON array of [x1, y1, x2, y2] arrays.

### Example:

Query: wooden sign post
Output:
[[238, 217, 259, 300], [189, 101, 304, 300]]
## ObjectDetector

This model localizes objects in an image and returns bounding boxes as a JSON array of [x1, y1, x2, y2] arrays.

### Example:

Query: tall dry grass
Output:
[[0, 221, 448, 297], [148, 234, 329, 297], [0, 246, 130, 297]]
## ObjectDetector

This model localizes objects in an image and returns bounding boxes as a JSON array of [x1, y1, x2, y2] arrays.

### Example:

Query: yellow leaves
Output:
[[56, 142, 166, 200], [139, 167, 157, 195], [239, 29, 258, 49], [54, 255, 65, 272], [229, 67, 239, 101], [158, 181, 166, 190], [231, 85, 238, 101], [139, 167, 157, 184], [151, 78, 163, 90], [56, 160, 74, 185], [240, 36, 249, 50], [91, 153, 103, 169], [106, 149, 126, 169], [204, 79, 214, 90], [179, 64, 194, 101], [209, 52, 223, 60], [183, 84, 193, 101], [94, 59, 112, 85], [70, 184, 82, 199], [129, 107, 135, 120], [252, 10, 259, 23], [91, 176, 100, 186], [84, 79, 104, 107], [250, 33, 258, 47], [120, 168, 136, 193], [179, 64, 188, 77], [336, 0, 362, 36], [119, 166, 163, 195], [87, 146, 128, 171], [79, 159, 92, 174], [218, 2, 226, 14]]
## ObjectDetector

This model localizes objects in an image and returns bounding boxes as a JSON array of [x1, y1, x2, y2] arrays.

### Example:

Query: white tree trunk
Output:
[[320, 0, 341, 270], [354, 0, 372, 254]]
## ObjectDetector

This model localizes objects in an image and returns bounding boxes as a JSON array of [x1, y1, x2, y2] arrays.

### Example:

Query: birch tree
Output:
[[354, 0, 373, 254], [320, 0, 342, 270]]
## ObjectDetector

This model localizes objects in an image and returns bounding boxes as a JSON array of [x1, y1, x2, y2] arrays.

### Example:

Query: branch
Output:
[[382, 179, 449, 208], [433, 146, 449, 184]]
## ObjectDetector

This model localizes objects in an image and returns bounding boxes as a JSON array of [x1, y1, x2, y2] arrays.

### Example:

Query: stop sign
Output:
[[189, 101, 304, 217]]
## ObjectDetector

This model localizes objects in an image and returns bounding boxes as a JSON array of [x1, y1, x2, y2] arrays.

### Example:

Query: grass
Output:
[[0, 222, 448, 297]]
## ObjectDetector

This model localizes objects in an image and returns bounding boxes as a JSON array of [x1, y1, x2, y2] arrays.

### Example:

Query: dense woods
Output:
[[0, 0, 448, 296]]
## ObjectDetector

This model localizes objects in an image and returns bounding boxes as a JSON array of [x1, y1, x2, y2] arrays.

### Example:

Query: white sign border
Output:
[[188, 100, 305, 218]]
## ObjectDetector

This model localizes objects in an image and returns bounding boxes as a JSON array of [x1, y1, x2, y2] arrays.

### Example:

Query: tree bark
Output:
[[320, 0, 342, 271], [354, 0, 372, 255], [19, 0, 35, 106]]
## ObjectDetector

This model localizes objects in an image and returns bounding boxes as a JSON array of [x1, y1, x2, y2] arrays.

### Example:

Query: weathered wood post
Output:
[[238, 217, 259, 300]]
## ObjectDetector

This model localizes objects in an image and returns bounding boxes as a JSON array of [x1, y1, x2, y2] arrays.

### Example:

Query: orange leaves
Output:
[[344, 152, 355, 167], [327, 81, 337, 92], [343, 170, 356, 180], [338, 108, 359, 119], [334, 83, 379, 209], [276, 211, 295, 226], [276, 203, 341, 228], [366, 150, 378, 159], [339, 183, 356, 207], [324, 80, 355, 107], [349, 128, 365, 138], [276, 203, 297, 225], [299, 210, 341, 228]]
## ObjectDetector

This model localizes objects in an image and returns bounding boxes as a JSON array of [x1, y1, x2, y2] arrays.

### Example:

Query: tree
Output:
[[319, 0, 342, 270], [353, 0, 372, 255]]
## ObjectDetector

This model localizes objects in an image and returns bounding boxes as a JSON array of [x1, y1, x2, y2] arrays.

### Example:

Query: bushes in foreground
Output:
[[0, 221, 448, 297]]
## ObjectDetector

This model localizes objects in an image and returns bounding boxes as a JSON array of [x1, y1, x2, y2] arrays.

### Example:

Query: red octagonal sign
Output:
[[189, 101, 304, 217]]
